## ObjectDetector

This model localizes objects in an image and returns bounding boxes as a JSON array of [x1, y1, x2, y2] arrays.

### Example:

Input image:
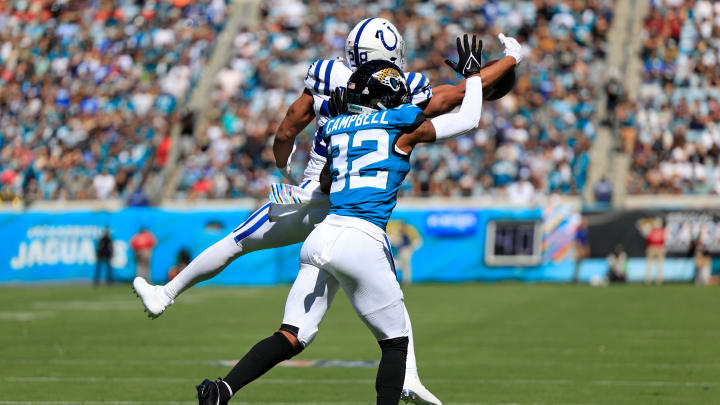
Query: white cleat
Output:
[[401, 374, 442, 405], [132, 277, 173, 319]]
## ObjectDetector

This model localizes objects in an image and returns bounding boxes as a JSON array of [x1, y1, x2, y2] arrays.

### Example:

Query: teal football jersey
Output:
[[322, 104, 424, 230]]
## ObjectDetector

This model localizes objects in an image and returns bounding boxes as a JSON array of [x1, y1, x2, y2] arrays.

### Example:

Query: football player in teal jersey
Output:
[[196, 35, 488, 405]]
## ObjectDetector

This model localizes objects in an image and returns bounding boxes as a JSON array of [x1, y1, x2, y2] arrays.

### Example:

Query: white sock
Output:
[[404, 306, 419, 378], [163, 233, 243, 299]]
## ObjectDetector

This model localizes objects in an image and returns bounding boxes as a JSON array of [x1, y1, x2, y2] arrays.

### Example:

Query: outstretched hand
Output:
[[328, 87, 347, 117], [444, 34, 483, 78], [498, 33, 525, 64]]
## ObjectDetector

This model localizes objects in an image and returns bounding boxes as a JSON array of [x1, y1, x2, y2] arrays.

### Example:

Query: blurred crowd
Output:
[[629, 0, 720, 194], [176, 0, 613, 200], [0, 0, 226, 204], [0, 0, 619, 203]]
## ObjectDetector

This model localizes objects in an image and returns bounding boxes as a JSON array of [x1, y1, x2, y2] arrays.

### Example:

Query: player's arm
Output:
[[422, 33, 525, 118], [273, 89, 315, 182], [397, 74, 483, 153], [423, 56, 516, 118], [397, 35, 486, 152]]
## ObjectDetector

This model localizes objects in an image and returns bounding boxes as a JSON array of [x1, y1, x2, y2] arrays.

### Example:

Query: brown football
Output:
[[482, 59, 516, 101]]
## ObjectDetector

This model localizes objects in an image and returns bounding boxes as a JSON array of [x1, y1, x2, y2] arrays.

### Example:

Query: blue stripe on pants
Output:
[[383, 234, 397, 278], [233, 212, 270, 244], [233, 202, 271, 233]]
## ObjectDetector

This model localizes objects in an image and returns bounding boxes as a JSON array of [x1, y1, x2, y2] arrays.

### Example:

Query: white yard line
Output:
[[6, 358, 720, 370], [3, 376, 717, 388], [0, 311, 55, 321]]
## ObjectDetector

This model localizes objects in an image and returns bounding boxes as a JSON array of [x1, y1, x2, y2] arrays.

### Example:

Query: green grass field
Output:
[[1, 283, 718, 404]]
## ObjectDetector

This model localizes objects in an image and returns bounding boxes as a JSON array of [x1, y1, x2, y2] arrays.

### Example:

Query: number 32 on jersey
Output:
[[330, 129, 389, 193]]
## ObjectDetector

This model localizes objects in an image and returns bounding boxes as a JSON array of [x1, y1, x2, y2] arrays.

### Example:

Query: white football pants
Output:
[[282, 214, 409, 345], [162, 180, 419, 376], [164, 180, 328, 298]]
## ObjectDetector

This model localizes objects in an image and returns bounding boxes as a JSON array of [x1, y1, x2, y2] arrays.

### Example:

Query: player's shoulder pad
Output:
[[404, 71, 433, 105], [388, 104, 425, 128], [305, 59, 352, 97]]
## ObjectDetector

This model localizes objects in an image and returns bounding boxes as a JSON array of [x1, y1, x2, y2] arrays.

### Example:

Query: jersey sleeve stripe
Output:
[[313, 60, 324, 94], [410, 74, 426, 94], [320, 99, 330, 116], [313, 137, 327, 156], [323, 60, 335, 96], [406, 73, 417, 89]]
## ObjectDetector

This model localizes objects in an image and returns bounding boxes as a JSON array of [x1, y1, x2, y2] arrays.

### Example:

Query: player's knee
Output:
[[378, 336, 409, 354], [278, 324, 304, 356], [364, 300, 408, 341], [220, 232, 245, 259]]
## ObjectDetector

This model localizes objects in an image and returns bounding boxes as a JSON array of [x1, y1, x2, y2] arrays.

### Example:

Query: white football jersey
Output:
[[301, 59, 433, 181]]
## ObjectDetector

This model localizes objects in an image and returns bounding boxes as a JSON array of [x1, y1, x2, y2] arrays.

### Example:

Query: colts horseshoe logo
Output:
[[377, 26, 398, 51]]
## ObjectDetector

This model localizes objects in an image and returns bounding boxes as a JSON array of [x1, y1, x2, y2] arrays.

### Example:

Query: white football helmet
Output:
[[344, 18, 406, 71]]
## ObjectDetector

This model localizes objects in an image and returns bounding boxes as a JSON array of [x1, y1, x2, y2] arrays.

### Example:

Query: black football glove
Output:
[[445, 34, 483, 78], [328, 87, 347, 117]]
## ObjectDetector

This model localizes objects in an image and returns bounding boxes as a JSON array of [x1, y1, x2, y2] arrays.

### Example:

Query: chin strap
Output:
[[347, 103, 379, 115]]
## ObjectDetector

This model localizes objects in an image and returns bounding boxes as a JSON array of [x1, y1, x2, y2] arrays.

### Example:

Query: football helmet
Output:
[[344, 18, 406, 71], [346, 60, 409, 115]]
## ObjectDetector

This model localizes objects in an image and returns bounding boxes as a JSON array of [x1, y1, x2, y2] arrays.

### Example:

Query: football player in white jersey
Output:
[[133, 17, 525, 405]]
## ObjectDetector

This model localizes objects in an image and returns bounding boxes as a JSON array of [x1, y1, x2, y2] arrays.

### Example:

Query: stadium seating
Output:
[[0, 0, 228, 203], [630, 0, 720, 194], [0, 0, 616, 202], [174, 0, 613, 200]]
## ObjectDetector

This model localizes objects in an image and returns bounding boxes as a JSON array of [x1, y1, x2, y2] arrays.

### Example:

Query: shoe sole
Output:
[[401, 389, 440, 405]]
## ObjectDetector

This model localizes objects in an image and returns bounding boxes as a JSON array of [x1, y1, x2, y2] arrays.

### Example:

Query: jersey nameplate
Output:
[[326, 111, 390, 134]]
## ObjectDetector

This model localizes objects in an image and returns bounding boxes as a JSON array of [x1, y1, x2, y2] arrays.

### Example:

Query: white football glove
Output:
[[498, 33, 525, 64], [278, 144, 299, 185]]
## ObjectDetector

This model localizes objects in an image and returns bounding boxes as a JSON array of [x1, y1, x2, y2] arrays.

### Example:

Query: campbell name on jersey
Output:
[[302, 59, 432, 181], [321, 104, 424, 230]]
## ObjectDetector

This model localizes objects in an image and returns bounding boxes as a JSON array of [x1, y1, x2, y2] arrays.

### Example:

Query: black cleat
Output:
[[196, 378, 229, 405]]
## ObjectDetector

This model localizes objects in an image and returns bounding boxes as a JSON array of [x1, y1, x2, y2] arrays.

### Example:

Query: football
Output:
[[482, 59, 517, 101]]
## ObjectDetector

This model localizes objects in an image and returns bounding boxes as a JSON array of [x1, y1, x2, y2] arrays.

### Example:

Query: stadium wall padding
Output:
[[0, 206, 695, 285], [585, 208, 720, 257]]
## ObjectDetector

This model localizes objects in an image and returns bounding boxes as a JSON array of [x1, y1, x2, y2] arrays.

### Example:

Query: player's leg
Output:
[[197, 230, 340, 403], [133, 198, 328, 317], [168, 201, 324, 297], [404, 307, 418, 377], [327, 226, 411, 405], [384, 228, 442, 404], [280, 263, 340, 347], [197, 323, 302, 405], [401, 306, 442, 405], [291, 222, 441, 404], [134, 232, 240, 318]]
